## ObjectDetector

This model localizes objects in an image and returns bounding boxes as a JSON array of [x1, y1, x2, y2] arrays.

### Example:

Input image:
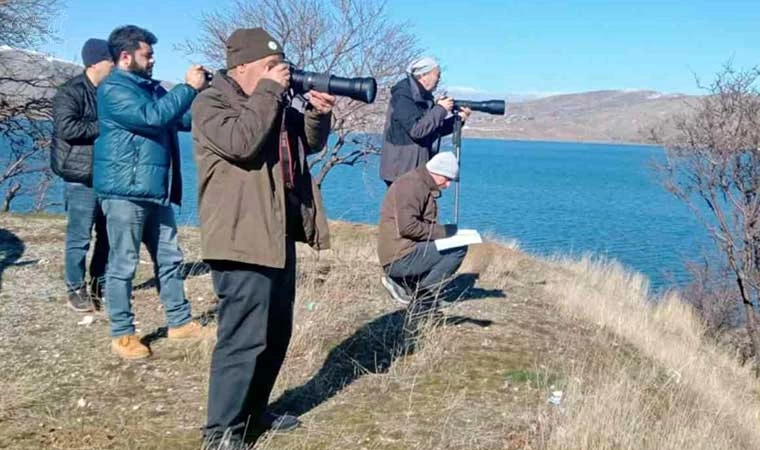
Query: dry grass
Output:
[[541, 256, 760, 450], [2, 214, 760, 449]]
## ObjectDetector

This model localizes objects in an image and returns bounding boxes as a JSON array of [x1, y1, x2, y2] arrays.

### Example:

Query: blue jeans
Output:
[[64, 182, 109, 295], [101, 199, 192, 337], [384, 241, 467, 291]]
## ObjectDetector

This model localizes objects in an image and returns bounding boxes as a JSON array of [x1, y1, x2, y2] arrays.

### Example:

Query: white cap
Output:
[[406, 56, 439, 77], [426, 152, 459, 181]]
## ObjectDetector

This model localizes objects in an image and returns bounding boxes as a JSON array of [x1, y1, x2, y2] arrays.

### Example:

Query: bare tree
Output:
[[178, 0, 420, 186], [659, 63, 760, 367], [0, 0, 61, 49], [0, 0, 68, 212], [682, 258, 742, 337]]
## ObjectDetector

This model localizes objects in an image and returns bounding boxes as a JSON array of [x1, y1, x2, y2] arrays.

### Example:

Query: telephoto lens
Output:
[[288, 65, 377, 104], [452, 99, 506, 115]]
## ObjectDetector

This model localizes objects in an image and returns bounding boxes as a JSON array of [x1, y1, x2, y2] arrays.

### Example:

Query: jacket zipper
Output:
[[131, 139, 139, 185]]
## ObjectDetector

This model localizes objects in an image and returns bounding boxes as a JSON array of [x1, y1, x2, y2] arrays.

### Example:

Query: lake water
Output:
[[4, 134, 714, 289]]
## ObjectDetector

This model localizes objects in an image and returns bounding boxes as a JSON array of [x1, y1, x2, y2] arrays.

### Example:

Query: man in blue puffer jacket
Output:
[[94, 25, 210, 360]]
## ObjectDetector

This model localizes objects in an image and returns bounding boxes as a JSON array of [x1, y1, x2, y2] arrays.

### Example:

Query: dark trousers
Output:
[[385, 241, 467, 326], [205, 239, 296, 438], [64, 182, 109, 295], [385, 241, 467, 292]]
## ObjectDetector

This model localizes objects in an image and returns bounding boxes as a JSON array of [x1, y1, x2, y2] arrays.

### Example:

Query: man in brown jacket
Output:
[[191, 28, 333, 448], [377, 152, 466, 329]]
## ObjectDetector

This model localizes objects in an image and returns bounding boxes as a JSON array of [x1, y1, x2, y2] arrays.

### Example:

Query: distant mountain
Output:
[[0, 45, 80, 76], [461, 89, 698, 144], [1, 46, 696, 144], [0, 46, 80, 114]]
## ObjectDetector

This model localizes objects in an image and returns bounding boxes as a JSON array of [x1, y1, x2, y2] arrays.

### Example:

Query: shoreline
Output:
[[460, 134, 662, 148], [355, 130, 662, 148]]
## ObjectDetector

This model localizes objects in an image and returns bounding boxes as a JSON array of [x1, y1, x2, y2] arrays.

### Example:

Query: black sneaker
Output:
[[67, 287, 94, 313], [381, 275, 412, 305], [259, 411, 301, 432]]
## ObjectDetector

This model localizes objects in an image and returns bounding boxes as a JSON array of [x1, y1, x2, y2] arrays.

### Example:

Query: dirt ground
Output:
[[0, 213, 603, 450]]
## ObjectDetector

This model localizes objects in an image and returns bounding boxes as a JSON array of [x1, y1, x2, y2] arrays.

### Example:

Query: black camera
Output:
[[287, 64, 377, 104], [453, 99, 506, 115]]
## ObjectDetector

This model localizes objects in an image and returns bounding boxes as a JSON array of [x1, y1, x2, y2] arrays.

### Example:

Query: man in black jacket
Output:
[[51, 38, 114, 312], [379, 56, 471, 187]]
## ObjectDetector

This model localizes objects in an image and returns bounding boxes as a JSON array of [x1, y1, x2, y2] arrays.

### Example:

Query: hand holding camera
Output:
[[307, 91, 337, 114], [436, 96, 454, 112], [186, 65, 210, 91], [457, 106, 473, 122], [263, 63, 292, 89]]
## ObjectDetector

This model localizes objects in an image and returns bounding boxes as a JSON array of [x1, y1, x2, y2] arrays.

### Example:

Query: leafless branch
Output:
[[656, 62, 760, 369], [0, 1, 69, 211], [177, 0, 420, 187]]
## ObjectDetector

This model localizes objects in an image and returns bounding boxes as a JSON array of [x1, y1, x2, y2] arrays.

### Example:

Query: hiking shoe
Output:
[[260, 411, 301, 432], [202, 429, 246, 450], [67, 287, 94, 313], [168, 321, 214, 341], [111, 335, 151, 360], [381, 275, 412, 305]]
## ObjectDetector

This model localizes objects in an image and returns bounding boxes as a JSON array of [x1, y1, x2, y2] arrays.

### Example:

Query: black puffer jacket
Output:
[[51, 72, 99, 184], [379, 75, 455, 183]]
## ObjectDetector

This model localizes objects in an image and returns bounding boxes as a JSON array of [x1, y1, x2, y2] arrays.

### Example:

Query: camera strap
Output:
[[278, 113, 295, 191]]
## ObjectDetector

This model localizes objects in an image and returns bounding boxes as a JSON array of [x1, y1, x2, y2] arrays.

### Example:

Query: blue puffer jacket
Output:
[[93, 69, 196, 206]]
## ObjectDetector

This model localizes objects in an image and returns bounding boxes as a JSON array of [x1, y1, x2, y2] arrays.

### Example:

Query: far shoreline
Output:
[[353, 130, 662, 149], [461, 134, 662, 148]]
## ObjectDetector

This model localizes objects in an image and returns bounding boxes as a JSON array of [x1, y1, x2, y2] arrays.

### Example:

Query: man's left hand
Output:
[[307, 91, 337, 114], [458, 106, 472, 122]]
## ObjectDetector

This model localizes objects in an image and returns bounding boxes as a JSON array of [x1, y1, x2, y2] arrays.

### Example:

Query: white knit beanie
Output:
[[426, 152, 459, 181]]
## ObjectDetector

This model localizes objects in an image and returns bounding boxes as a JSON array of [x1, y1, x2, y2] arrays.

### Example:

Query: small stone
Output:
[[77, 315, 94, 326]]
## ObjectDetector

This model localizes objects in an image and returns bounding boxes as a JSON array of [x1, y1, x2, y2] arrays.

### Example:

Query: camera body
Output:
[[286, 63, 377, 104], [452, 99, 506, 115]]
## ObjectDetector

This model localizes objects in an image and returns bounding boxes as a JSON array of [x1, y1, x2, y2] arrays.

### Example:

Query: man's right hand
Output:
[[185, 65, 209, 91], [262, 63, 291, 89], [436, 96, 454, 112], [443, 224, 458, 237]]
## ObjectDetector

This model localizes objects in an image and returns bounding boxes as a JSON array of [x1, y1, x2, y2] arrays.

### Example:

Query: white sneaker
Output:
[[381, 275, 412, 305]]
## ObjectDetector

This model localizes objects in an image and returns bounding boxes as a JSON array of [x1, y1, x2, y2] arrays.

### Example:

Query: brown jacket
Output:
[[191, 72, 331, 268], [377, 166, 448, 266]]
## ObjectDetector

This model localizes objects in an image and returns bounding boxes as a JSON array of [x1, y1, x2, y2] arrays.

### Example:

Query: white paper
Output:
[[434, 229, 482, 251]]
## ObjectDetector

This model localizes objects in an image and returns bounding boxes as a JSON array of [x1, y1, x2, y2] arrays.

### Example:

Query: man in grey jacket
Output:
[[379, 57, 470, 187]]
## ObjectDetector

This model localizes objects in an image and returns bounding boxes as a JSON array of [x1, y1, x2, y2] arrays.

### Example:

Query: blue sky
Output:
[[42, 0, 760, 97]]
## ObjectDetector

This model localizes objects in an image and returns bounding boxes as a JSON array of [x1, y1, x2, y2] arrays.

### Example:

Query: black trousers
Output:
[[204, 239, 296, 438]]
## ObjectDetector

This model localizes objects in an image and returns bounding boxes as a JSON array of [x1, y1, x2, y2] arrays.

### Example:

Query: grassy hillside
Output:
[[1, 213, 758, 450]]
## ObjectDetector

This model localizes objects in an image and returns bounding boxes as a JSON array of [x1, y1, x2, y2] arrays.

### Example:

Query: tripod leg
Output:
[[452, 115, 462, 225]]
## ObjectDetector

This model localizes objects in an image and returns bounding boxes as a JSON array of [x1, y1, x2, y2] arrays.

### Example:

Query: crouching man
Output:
[[191, 28, 333, 448], [377, 152, 467, 333]]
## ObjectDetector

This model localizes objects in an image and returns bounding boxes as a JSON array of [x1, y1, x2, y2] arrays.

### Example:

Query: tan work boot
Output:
[[111, 335, 151, 360], [168, 321, 214, 341]]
